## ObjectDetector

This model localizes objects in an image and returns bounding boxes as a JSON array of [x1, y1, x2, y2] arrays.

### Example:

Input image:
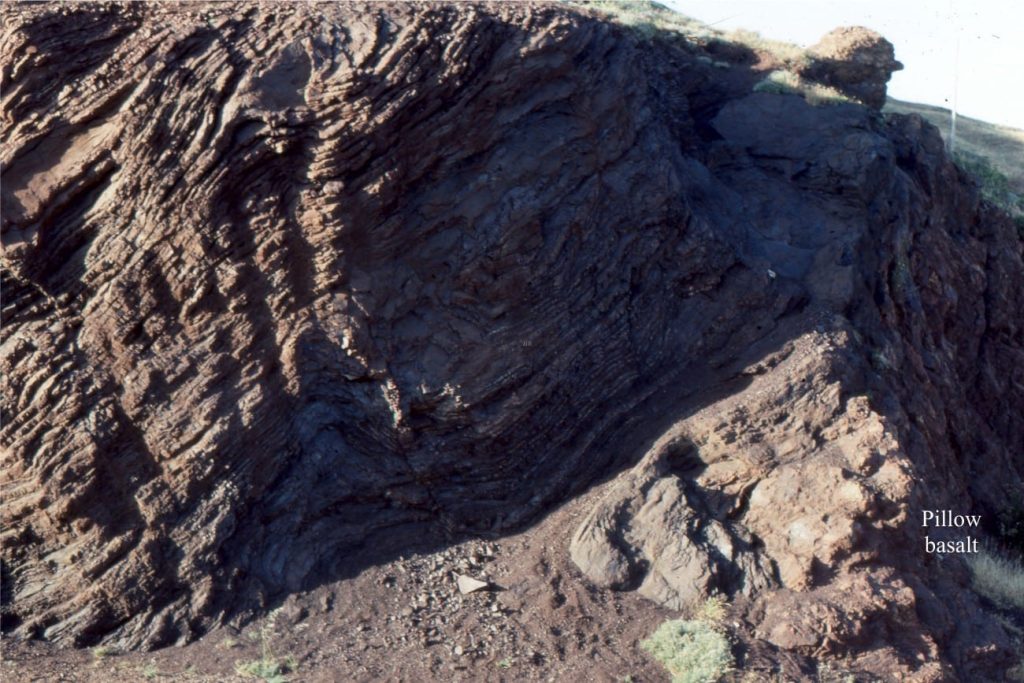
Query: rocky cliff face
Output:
[[2, 2, 1021, 679]]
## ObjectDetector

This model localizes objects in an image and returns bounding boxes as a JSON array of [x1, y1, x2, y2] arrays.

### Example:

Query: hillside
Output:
[[2, 2, 1023, 682], [884, 98, 1024, 193]]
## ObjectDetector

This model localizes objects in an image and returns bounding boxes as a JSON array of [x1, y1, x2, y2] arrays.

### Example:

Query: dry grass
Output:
[[234, 610, 298, 682], [753, 70, 852, 106], [884, 99, 1024, 194], [571, 0, 718, 42], [726, 28, 809, 68], [965, 549, 1024, 610], [569, 0, 813, 69], [694, 594, 728, 624], [92, 645, 120, 660]]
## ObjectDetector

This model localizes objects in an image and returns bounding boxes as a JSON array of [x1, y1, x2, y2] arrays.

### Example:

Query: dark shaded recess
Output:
[[0, 560, 19, 632]]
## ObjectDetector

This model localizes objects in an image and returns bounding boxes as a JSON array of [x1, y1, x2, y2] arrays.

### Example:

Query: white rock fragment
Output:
[[456, 574, 489, 595]]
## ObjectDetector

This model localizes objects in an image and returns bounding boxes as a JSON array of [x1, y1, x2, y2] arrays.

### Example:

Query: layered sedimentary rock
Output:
[[1, 2, 1021, 679]]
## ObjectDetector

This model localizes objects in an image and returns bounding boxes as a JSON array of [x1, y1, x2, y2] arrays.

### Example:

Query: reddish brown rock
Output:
[[799, 25, 904, 108], [1, 3, 1021, 681]]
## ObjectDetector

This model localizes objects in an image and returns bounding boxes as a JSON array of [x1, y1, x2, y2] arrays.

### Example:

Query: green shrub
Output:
[[641, 617, 734, 683]]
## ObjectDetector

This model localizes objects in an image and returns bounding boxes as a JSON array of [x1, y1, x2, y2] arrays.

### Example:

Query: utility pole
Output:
[[949, 1, 959, 154], [950, 32, 959, 153]]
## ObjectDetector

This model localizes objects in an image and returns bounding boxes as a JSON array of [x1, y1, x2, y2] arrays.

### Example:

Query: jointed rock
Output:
[[1, 3, 1021, 680]]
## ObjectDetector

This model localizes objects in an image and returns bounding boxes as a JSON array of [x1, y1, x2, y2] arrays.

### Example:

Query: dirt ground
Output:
[[1, 481, 680, 683]]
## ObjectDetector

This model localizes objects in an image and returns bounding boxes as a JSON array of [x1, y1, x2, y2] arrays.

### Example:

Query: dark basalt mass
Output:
[[1, 2, 1021, 679]]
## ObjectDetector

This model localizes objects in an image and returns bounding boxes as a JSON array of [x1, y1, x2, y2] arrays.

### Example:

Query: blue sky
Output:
[[665, 0, 1024, 128]]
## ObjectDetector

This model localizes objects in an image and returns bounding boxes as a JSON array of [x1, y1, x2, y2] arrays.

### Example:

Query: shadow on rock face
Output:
[[0, 0, 766, 649]]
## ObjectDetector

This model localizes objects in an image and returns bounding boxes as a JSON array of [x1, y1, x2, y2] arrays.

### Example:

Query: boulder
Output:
[[799, 26, 904, 108]]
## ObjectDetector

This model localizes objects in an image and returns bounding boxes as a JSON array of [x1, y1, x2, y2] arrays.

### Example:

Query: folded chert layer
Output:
[[1, 2, 1021, 679]]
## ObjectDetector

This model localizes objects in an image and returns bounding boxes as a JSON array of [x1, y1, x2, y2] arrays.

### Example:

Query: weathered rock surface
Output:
[[570, 92, 1024, 680], [1, 2, 1021, 680], [799, 26, 904, 109]]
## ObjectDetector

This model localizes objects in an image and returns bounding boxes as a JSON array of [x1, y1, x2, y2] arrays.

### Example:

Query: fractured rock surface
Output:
[[570, 83, 1024, 682], [2, 0, 748, 648], [1, 2, 1022, 679]]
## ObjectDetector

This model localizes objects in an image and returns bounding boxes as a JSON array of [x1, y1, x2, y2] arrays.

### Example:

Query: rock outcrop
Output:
[[1, 2, 1021, 680], [569, 93, 1024, 679], [799, 26, 904, 109]]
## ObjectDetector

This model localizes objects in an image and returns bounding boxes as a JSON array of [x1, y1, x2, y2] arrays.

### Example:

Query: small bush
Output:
[[695, 594, 728, 624], [641, 617, 734, 683], [220, 635, 241, 649], [236, 657, 290, 683], [816, 661, 857, 682], [91, 645, 118, 659], [235, 610, 297, 682], [966, 548, 1024, 610]]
